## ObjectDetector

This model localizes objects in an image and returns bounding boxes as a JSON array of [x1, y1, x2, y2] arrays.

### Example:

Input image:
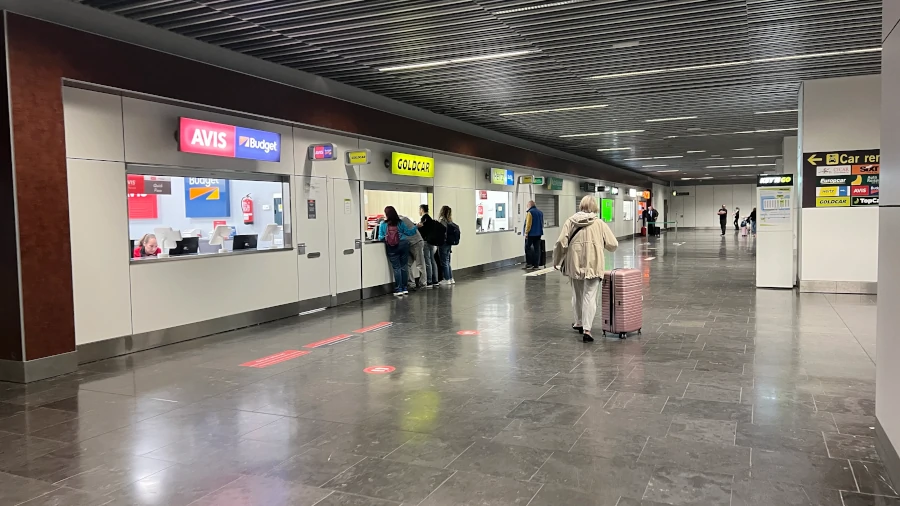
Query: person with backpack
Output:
[[376, 206, 418, 296], [438, 205, 459, 285], [401, 214, 426, 290], [524, 200, 544, 269], [417, 204, 445, 288]]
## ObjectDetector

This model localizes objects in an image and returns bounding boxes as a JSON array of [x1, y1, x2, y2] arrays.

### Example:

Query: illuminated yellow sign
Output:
[[346, 150, 369, 165], [391, 152, 434, 177], [816, 187, 838, 197], [816, 196, 850, 207]]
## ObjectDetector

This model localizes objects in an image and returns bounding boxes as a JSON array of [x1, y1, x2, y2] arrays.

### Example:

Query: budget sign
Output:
[[179, 118, 280, 162]]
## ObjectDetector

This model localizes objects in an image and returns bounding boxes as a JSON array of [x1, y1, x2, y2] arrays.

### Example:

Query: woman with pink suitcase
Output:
[[552, 196, 619, 342]]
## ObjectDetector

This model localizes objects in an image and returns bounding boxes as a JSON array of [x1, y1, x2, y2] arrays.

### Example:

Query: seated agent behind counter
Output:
[[377, 206, 418, 296], [133, 233, 161, 258]]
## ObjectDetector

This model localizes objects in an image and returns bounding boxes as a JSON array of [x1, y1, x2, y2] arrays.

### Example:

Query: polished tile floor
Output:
[[0, 230, 888, 505]]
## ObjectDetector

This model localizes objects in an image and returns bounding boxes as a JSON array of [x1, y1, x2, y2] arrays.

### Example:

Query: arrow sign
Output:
[[807, 154, 822, 166]]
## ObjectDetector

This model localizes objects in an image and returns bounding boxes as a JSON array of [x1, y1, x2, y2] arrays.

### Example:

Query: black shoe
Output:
[[572, 325, 583, 334], [583, 333, 594, 343]]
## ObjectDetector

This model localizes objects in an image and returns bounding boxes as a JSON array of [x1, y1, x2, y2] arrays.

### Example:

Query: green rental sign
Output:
[[546, 177, 563, 191]]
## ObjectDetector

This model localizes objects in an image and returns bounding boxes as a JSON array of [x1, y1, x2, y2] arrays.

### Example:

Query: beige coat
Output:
[[553, 212, 618, 280]]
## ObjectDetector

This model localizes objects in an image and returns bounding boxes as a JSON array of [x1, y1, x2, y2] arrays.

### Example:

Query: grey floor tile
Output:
[[731, 479, 843, 506], [643, 466, 733, 506], [681, 383, 742, 403], [267, 449, 366, 487], [505, 400, 588, 426], [535, 384, 615, 408], [491, 419, 583, 452], [104, 464, 243, 506], [638, 438, 750, 474], [662, 398, 752, 423], [188, 474, 332, 506], [323, 458, 453, 503], [842, 492, 900, 505], [15, 486, 113, 506], [0, 471, 60, 505], [825, 433, 880, 462], [419, 471, 541, 505], [569, 431, 648, 460], [852, 461, 899, 497], [735, 423, 829, 456], [303, 425, 417, 458], [746, 449, 857, 490], [667, 416, 737, 446], [382, 434, 474, 468], [605, 392, 669, 413], [752, 408, 839, 432], [313, 492, 400, 505], [532, 452, 654, 504], [833, 413, 878, 437], [528, 483, 621, 506], [814, 395, 876, 417], [448, 440, 551, 480]]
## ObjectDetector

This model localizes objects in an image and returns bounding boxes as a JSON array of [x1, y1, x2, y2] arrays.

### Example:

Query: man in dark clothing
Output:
[[646, 205, 659, 236], [417, 205, 444, 286], [524, 201, 544, 269], [717, 205, 728, 235]]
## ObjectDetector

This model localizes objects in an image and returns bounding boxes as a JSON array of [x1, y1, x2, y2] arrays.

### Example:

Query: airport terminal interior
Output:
[[0, 0, 895, 505]]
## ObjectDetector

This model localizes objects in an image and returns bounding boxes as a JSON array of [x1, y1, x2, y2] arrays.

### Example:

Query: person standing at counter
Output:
[[133, 233, 161, 258], [438, 205, 457, 285], [418, 204, 445, 288], [377, 206, 417, 296], [401, 214, 426, 291]]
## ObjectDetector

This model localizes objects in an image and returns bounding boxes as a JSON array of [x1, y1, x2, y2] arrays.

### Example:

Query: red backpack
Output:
[[385, 224, 400, 246]]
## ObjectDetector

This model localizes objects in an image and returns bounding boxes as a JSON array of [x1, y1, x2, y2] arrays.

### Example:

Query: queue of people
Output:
[[376, 204, 459, 296]]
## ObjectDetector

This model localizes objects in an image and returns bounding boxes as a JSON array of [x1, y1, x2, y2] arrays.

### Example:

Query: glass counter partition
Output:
[[127, 166, 291, 261]]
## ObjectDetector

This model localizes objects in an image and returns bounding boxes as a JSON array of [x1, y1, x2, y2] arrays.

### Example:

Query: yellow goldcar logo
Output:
[[816, 196, 850, 207], [391, 152, 434, 178]]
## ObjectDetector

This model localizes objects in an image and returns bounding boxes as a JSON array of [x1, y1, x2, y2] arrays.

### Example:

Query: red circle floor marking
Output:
[[456, 330, 480, 336], [364, 365, 396, 374]]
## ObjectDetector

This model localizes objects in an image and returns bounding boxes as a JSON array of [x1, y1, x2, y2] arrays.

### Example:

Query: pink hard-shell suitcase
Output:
[[601, 268, 643, 339]]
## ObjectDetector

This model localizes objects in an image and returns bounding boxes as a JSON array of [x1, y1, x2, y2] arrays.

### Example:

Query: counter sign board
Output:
[[391, 152, 434, 178], [491, 168, 514, 185], [179, 117, 281, 162], [308, 144, 336, 161], [346, 150, 370, 165], [803, 149, 879, 208]]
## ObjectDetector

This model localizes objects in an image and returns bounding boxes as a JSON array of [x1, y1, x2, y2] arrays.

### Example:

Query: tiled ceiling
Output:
[[72, 0, 883, 182]]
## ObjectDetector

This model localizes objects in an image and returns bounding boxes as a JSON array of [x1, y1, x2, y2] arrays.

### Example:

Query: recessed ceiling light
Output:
[[686, 150, 706, 153], [756, 163, 777, 166], [733, 128, 798, 134], [730, 164, 758, 168], [656, 170, 679, 173], [500, 104, 608, 116], [681, 177, 694, 180], [560, 130, 645, 138], [697, 176, 714, 180], [732, 156, 757, 159], [624, 157, 653, 161], [645, 116, 698, 123], [686, 127, 703, 131], [754, 109, 799, 115], [706, 165, 732, 169], [379, 50, 535, 72], [733, 148, 755, 151], [642, 165, 668, 168], [624, 155, 683, 161], [596, 147, 633, 152], [586, 47, 881, 80], [494, 0, 584, 15], [754, 155, 781, 158]]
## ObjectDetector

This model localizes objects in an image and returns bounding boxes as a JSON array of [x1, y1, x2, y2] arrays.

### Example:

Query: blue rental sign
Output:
[[184, 177, 231, 218], [235, 126, 281, 162]]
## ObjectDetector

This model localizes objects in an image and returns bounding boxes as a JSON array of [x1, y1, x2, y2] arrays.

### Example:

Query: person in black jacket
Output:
[[417, 205, 445, 287]]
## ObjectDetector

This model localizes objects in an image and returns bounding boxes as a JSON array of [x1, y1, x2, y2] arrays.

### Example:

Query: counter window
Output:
[[476, 190, 511, 233], [534, 194, 559, 228], [364, 182, 432, 241], [127, 168, 291, 260], [623, 200, 634, 222]]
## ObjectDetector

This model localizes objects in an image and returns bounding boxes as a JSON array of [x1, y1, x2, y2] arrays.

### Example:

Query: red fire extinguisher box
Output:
[[241, 194, 254, 224]]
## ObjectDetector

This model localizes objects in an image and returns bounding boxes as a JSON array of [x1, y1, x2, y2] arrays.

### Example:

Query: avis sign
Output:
[[179, 118, 281, 162]]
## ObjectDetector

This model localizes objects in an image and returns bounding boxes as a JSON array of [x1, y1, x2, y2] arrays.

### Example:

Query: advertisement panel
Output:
[[184, 177, 231, 218], [391, 152, 435, 178], [178, 117, 281, 162]]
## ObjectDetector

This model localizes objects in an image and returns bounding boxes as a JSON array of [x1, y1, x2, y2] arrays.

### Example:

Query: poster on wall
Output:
[[802, 149, 879, 208], [184, 177, 231, 218], [126, 174, 158, 219]]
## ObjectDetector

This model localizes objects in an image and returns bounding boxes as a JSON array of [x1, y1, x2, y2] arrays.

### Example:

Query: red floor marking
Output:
[[303, 334, 354, 349], [240, 350, 309, 368], [353, 322, 393, 333], [457, 330, 480, 336], [363, 365, 396, 374]]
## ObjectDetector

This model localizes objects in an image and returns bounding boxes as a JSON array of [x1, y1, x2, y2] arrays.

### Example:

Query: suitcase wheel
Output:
[[619, 333, 626, 339]]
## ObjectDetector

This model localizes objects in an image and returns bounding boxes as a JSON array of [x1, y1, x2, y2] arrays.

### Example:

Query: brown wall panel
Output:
[[3, 13, 646, 360], [0, 21, 23, 361]]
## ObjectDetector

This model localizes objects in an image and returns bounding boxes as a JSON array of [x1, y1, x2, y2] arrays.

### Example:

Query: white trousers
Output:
[[572, 278, 601, 332]]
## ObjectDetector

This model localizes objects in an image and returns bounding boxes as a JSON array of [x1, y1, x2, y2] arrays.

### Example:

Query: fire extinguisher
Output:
[[241, 194, 254, 224]]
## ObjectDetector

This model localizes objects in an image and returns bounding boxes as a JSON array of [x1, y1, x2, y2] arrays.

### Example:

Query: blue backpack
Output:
[[445, 222, 461, 246]]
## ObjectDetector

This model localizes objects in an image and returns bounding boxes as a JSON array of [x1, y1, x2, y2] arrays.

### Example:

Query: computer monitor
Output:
[[168, 237, 199, 256], [233, 234, 258, 250]]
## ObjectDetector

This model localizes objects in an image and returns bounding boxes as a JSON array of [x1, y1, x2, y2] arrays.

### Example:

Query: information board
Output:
[[802, 149, 879, 208]]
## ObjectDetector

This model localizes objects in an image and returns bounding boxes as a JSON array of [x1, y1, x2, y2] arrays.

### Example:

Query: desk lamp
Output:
[[209, 225, 232, 253]]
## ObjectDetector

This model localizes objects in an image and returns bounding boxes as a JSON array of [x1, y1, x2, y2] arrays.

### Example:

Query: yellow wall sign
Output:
[[391, 152, 434, 177], [346, 150, 370, 165], [816, 196, 850, 207], [816, 187, 839, 197]]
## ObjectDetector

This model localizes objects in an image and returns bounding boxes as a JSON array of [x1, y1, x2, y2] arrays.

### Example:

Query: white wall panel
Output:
[[694, 185, 716, 228], [882, 35, 900, 206], [732, 185, 754, 221], [63, 88, 125, 162], [800, 76, 881, 153], [67, 159, 133, 345], [877, 207, 900, 451], [122, 97, 294, 175], [130, 250, 299, 334], [713, 185, 734, 224], [885, 0, 900, 42], [800, 207, 878, 283]]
